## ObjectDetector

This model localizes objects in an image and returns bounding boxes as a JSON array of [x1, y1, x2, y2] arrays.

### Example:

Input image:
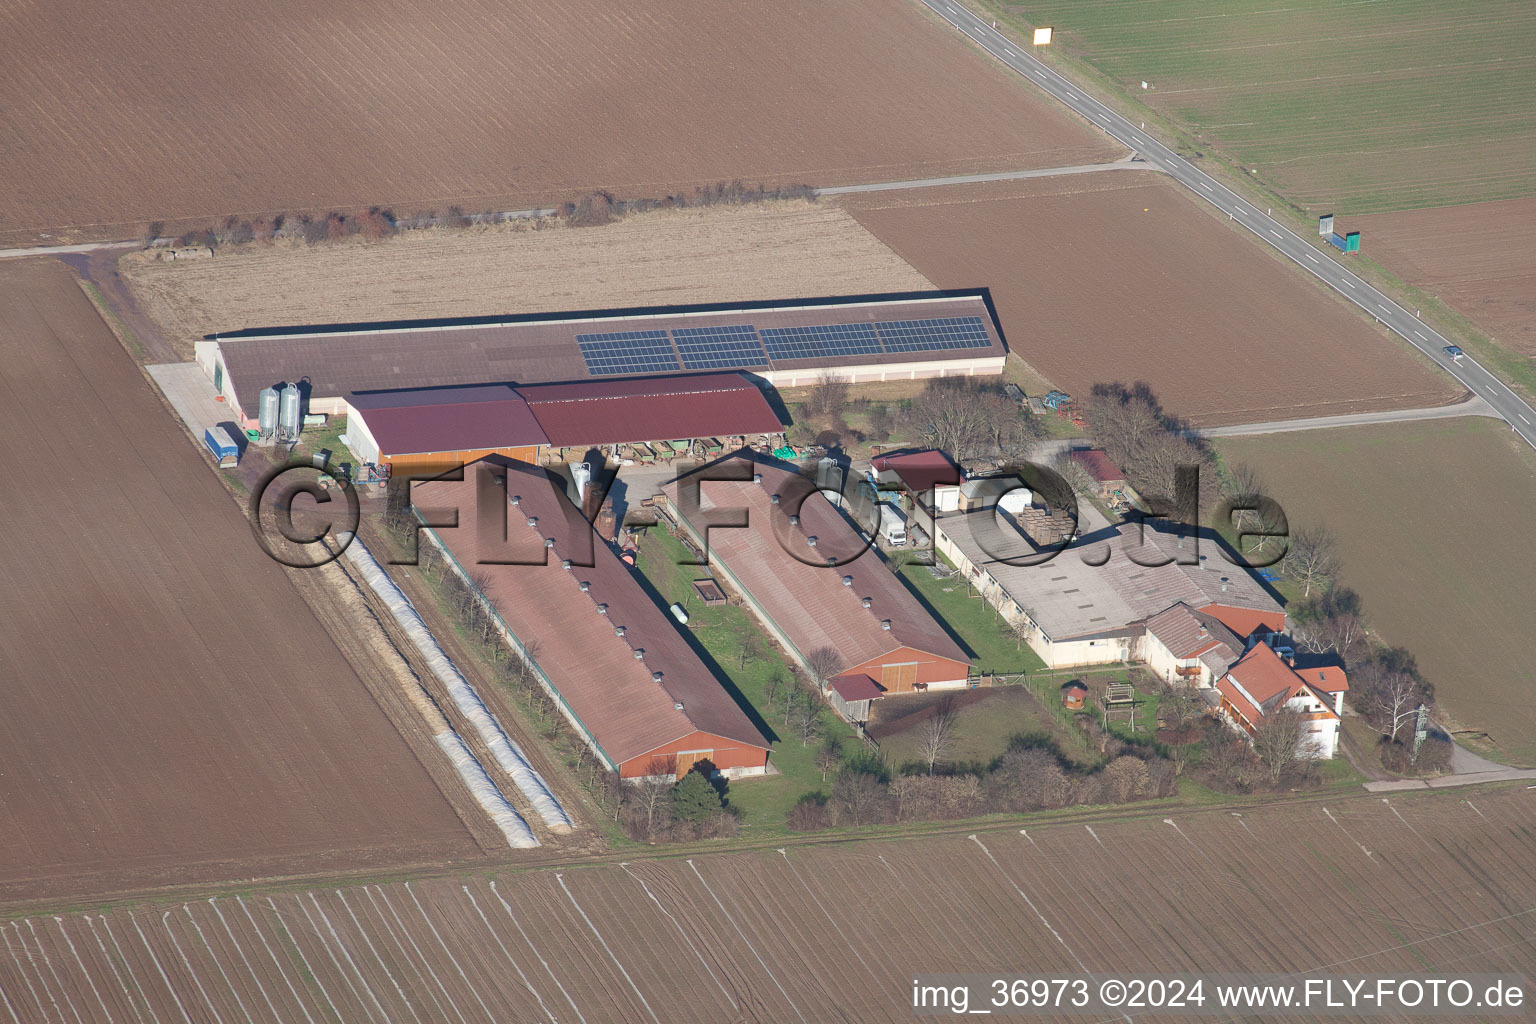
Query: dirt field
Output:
[[0, 259, 485, 902], [1216, 418, 1536, 766], [842, 174, 1463, 425], [118, 202, 934, 358], [0, 0, 1118, 246], [1354, 198, 1536, 357], [1000, 0, 1536, 213], [3, 786, 1531, 1022]]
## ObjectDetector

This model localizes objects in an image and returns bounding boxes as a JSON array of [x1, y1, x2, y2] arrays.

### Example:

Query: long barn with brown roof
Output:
[[194, 292, 1007, 428], [666, 455, 972, 696], [413, 457, 769, 780]]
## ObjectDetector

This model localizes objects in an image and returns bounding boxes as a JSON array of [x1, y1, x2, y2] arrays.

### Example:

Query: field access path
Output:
[[920, 0, 1536, 453]]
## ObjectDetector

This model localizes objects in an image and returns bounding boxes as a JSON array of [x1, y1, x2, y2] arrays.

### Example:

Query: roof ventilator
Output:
[[861, 597, 872, 609], [880, 619, 892, 631]]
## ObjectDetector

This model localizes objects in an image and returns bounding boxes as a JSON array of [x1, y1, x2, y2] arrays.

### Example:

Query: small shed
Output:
[[828, 673, 885, 725], [1062, 681, 1088, 710], [203, 426, 239, 468]]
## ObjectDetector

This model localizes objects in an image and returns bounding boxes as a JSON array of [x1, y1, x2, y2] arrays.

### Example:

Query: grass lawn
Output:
[[897, 556, 1046, 675], [633, 527, 861, 835], [980, 0, 1536, 213], [876, 688, 1046, 770]]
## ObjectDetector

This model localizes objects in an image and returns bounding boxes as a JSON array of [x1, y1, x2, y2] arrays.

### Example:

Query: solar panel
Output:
[[577, 330, 680, 376], [875, 316, 991, 353], [759, 322, 881, 362], [672, 324, 768, 370]]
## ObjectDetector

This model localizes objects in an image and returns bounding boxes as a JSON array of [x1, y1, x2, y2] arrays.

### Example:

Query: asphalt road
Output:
[[918, 0, 1536, 453]]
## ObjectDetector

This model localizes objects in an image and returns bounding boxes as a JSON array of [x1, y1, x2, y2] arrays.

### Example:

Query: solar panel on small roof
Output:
[[672, 324, 768, 370], [875, 316, 991, 353], [576, 330, 680, 376], [759, 322, 881, 361]]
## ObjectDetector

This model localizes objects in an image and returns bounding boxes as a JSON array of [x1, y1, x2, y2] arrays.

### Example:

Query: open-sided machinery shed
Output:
[[345, 373, 783, 473]]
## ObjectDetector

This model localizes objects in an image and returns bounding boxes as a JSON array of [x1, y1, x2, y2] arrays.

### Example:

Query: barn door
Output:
[[674, 750, 712, 778], [880, 663, 919, 693]]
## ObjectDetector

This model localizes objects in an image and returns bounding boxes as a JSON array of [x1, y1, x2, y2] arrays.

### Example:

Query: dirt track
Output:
[[842, 175, 1463, 425], [1354, 198, 1536, 356], [0, 0, 1116, 245], [3, 785, 1531, 1022], [0, 259, 485, 902]]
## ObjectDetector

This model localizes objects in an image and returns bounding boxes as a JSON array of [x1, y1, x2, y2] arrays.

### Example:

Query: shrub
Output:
[[568, 191, 617, 227], [786, 793, 830, 832], [1379, 736, 1453, 776]]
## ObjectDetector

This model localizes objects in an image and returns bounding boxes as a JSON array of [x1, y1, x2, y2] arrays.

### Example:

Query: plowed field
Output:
[[6, 787, 1533, 1022], [843, 174, 1462, 425], [1216, 418, 1536, 766], [0, 258, 482, 902], [1354, 198, 1536, 357], [0, 0, 1117, 245]]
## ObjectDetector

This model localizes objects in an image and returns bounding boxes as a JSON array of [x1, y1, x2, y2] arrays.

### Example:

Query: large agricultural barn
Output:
[[194, 292, 1008, 427], [665, 455, 972, 698], [414, 458, 770, 780], [344, 374, 784, 473]]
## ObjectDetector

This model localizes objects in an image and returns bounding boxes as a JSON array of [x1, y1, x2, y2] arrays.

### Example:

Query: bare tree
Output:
[[907, 378, 991, 462], [1290, 588, 1368, 660], [805, 647, 842, 691], [798, 701, 824, 746], [1252, 708, 1307, 784], [1284, 526, 1341, 598], [802, 373, 850, 421], [815, 736, 842, 781], [737, 631, 763, 671], [1102, 755, 1149, 802], [916, 697, 958, 775], [1158, 683, 1206, 731], [1372, 672, 1425, 743], [627, 756, 679, 840], [1008, 614, 1037, 652], [831, 771, 887, 827]]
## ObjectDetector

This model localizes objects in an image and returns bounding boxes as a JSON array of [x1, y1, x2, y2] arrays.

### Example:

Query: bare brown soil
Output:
[[1354, 198, 1536, 356], [5, 786, 1531, 1022], [842, 175, 1464, 426], [0, 259, 484, 902], [119, 202, 934, 358], [1216, 418, 1536, 767], [0, 0, 1117, 246]]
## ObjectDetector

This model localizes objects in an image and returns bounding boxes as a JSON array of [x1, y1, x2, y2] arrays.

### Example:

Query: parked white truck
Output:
[[878, 503, 909, 546]]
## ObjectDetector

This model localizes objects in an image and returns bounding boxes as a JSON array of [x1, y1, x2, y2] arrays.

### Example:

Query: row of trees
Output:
[[791, 375, 1043, 463], [787, 732, 1181, 832], [144, 180, 819, 252]]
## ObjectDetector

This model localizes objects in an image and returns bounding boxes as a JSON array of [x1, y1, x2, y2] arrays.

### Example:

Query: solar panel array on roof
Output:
[[576, 330, 680, 375], [575, 314, 989, 376], [672, 324, 769, 370], [874, 316, 991, 353], [760, 323, 881, 361]]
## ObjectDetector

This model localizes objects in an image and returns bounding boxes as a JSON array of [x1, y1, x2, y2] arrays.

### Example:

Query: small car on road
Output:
[[1443, 345, 1464, 360]]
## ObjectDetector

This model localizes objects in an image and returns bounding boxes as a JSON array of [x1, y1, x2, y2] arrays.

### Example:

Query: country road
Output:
[[918, 0, 1536, 454]]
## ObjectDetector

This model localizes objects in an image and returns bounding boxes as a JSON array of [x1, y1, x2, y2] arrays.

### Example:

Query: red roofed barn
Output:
[[414, 458, 770, 780], [666, 456, 972, 704]]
